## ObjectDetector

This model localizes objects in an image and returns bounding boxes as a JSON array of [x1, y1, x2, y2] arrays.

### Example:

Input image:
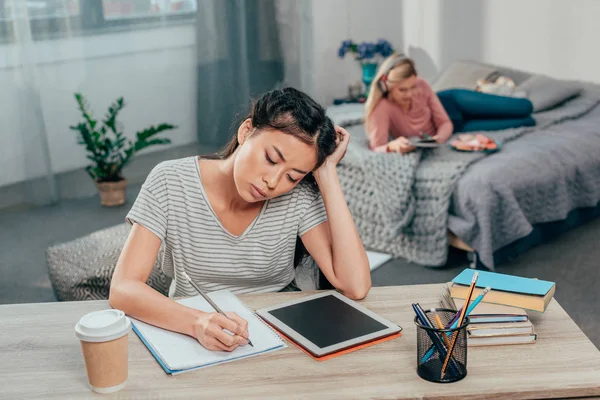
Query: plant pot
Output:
[[96, 180, 127, 207]]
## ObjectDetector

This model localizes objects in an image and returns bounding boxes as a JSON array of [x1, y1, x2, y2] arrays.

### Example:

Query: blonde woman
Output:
[[365, 54, 535, 153]]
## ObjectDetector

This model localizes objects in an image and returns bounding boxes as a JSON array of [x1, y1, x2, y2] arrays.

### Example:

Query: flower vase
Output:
[[361, 62, 378, 96]]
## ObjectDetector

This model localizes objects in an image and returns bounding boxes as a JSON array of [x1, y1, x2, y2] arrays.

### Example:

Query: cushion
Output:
[[518, 74, 583, 112], [432, 60, 534, 92], [431, 60, 499, 91], [46, 223, 171, 301]]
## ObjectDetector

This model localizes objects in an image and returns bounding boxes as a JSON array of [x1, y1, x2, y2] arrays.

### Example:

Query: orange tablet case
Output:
[[270, 324, 402, 361]]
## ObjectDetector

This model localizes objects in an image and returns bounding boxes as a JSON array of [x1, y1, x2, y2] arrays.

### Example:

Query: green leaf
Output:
[[74, 93, 98, 133], [103, 97, 125, 135], [135, 123, 177, 141], [134, 138, 171, 153]]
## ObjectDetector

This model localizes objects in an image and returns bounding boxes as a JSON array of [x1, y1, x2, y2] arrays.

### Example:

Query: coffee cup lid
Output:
[[75, 309, 131, 343]]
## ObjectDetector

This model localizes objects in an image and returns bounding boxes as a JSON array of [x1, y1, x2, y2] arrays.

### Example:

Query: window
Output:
[[103, 0, 197, 20], [3, 1, 81, 20], [0, 0, 197, 43]]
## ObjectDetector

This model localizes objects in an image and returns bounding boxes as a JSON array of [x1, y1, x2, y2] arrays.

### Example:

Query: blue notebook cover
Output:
[[452, 269, 555, 296]]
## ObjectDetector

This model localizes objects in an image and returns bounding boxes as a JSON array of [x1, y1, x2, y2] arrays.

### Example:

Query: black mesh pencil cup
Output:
[[414, 308, 469, 383]]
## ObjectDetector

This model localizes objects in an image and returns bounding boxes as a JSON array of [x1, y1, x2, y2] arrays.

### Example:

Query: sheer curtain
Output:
[[1, 0, 59, 207], [0, 0, 202, 208], [0, 0, 313, 209], [195, 0, 314, 147]]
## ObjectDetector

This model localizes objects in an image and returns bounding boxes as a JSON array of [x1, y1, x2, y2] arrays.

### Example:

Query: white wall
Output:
[[310, 0, 404, 106], [4, 0, 598, 189], [0, 24, 197, 187], [401, 0, 600, 84]]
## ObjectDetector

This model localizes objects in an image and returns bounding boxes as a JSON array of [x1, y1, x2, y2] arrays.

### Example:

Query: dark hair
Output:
[[218, 87, 336, 178], [211, 87, 338, 268]]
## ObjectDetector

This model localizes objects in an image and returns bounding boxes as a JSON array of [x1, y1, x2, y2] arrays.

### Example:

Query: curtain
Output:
[[0, 0, 203, 208], [195, 0, 314, 147], [0, 0, 313, 209], [1, 0, 58, 207]]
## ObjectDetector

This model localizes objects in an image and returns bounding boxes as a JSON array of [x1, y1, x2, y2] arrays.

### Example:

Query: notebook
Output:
[[467, 331, 537, 347], [451, 269, 556, 312], [452, 269, 555, 296], [452, 297, 529, 324], [467, 320, 535, 338], [131, 290, 286, 375]]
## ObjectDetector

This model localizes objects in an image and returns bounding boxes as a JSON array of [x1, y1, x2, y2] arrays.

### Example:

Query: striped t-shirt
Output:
[[126, 156, 327, 297]]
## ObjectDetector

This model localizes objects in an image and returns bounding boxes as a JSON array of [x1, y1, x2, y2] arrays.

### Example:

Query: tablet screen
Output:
[[268, 294, 388, 348]]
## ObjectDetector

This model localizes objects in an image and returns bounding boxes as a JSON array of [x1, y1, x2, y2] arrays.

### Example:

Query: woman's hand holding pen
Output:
[[192, 311, 249, 351]]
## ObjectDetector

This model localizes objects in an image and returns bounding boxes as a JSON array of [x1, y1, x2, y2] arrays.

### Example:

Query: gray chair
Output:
[[46, 223, 322, 301]]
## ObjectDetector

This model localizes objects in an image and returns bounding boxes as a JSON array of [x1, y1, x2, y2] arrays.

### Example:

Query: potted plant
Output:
[[338, 38, 394, 96], [70, 93, 176, 207]]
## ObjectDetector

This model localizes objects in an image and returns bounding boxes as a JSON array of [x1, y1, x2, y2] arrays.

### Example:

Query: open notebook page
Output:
[[131, 290, 286, 374]]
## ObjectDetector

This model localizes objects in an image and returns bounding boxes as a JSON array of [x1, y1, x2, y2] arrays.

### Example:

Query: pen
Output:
[[433, 313, 450, 346], [441, 272, 478, 378], [182, 271, 254, 347], [412, 304, 460, 376], [422, 286, 491, 362], [447, 286, 491, 328]]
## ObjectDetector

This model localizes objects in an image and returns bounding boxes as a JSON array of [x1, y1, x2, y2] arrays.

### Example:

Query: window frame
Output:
[[0, 0, 197, 43]]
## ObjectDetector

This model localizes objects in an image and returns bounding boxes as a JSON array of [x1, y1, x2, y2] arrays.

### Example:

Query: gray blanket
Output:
[[449, 85, 600, 268], [336, 88, 600, 266]]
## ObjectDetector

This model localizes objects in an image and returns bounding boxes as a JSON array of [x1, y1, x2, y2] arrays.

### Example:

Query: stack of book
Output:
[[440, 269, 556, 347]]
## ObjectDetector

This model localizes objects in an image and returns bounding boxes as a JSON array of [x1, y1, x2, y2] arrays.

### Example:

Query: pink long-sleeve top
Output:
[[367, 78, 453, 152]]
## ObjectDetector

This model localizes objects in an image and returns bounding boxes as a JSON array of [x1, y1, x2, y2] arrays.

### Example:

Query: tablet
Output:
[[408, 136, 440, 148], [256, 291, 402, 357]]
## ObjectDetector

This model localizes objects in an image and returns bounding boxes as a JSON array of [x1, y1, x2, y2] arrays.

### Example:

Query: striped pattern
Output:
[[126, 156, 327, 297]]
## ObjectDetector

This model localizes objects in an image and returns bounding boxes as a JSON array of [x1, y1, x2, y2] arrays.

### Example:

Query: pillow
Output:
[[431, 60, 498, 91], [518, 75, 583, 112], [46, 223, 171, 301]]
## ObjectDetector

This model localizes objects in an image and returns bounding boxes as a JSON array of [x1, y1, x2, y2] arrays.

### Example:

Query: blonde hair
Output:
[[364, 54, 417, 133]]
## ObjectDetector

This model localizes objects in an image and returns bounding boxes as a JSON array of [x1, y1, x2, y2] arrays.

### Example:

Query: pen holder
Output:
[[414, 308, 469, 383]]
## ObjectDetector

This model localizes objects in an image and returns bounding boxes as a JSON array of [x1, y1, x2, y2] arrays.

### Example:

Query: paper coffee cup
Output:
[[75, 309, 131, 394]]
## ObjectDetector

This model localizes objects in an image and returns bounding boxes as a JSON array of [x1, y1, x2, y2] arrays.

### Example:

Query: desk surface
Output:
[[2, 284, 600, 399]]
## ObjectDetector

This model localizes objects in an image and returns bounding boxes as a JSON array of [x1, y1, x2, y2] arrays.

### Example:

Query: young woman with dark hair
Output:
[[109, 88, 371, 352]]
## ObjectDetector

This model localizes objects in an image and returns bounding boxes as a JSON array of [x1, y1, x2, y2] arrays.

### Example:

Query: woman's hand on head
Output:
[[316, 125, 350, 172], [192, 311, 249, 352], [330, 125, 350, 165], [387, 137, 416, 154]]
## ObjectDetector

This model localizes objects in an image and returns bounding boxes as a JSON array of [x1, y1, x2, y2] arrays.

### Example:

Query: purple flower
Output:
[[338, 38, 394, 60], [356, 42, 369, 60], [338, 39, 354, 58], [376, 39, 394, 57]]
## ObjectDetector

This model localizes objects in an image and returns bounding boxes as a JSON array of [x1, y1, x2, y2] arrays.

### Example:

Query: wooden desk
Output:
[[2, 285, 600, 399]]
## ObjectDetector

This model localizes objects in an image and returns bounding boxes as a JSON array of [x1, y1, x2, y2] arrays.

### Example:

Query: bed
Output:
[[330, 61, 600, 270], [447, 99, 600, 268]]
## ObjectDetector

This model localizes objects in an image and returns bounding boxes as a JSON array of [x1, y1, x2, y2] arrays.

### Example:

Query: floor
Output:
[[1, 183, 599, 351]]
